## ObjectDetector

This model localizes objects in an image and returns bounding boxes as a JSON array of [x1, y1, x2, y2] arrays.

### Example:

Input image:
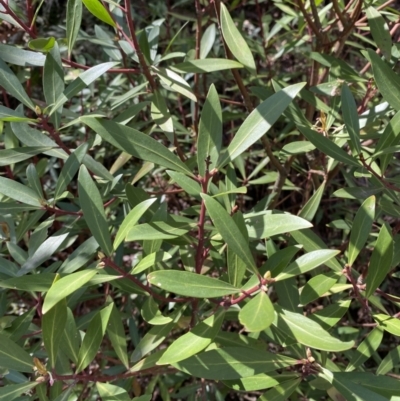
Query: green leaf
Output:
[[0, 58, 35, 110], [366, 7, 392, 61], [173, 347, 298, 380], [0, 43, 45, 66], [42, 295, 67, 368], [299, 272, 340, 306], [54, 143, 88, 200], [131, 251, 172, 274], [239, 292, 274, 332], [147, 270, 240, 298], [78, 165, 113, 256], [275, 249, 340, 281], [346, 327, 383, 371], [44, 42, 64, 128], [19, 233, 69, 275], [0, 382, 38, 401], [335, 372, 400, 398], [258, 378, 302, 401], [96, 383, 131, 401], [375, 110, 400, 172], [0, 105, 36, 122], [114, 198, 157, 249], [341, 83, 361, 155], [28, 37, 56, 52], [106, 303, 129, 369], [0, 332, 33, 372], [298, 182, 325, 222], [368, 49, 400, 111], [10, 121, 68, 160], [173, 59, 243, 73], [374, 314, 400, 336], [49, 62, 118, 115], [131, 310, 182, 362], [332, 186, 382, 200], [156, 67, 197, 102], [142, 297, 173, 326], [42, 270, 98, 314], [126, 221, 189, 241], [220, 3, 256, 74], [0, 274, 55, 291], [157, 309, 225, 365], [377, 344, 400, 375], [201, 194, 257, 275], [223, 373, 298, 392], [166, 171, 201, 198], [298, 125, 360, 167], [200, 23, 216, 59], [365, 222, 393, 298], [0, 176, 42, 207], [0, 146, 53, 165], [274, 307, 354, 351], [60, 308, 80, 364], [80, 117, 193, 176], [245, 213, 312, 240], [66, 0, 82, 56], [348, 195, 375, 267], [197, 84, 222, 176], [332, 373, 390, 401], [281, 141, 315, 155], [82, 0, 116, 26], [309, 299, 351, 329], [217, 83, 305, 168], [76, 303, 113, 373]]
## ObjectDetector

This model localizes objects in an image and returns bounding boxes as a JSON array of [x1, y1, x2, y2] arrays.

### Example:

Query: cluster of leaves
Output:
[[1, 0, 400, 400]]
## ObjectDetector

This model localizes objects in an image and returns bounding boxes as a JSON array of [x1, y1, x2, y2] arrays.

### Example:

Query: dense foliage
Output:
[[1, 0, 400, 400]]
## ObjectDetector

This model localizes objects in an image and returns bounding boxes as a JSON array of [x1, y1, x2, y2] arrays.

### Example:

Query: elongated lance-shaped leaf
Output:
[[0, 332, 33, 372], [298, 182, 325, 222], [274, 306, 354, 352], [341, 83, 361, 155], [80, 117, 193, 176], [96, 383, 131, 401], [259, 378, 301, 401], [54, 143, 88, 201], [0, 58, 35, 110], [197, 84, 222, 176], [374, 314, 400, 336], [147, 270, 240, 298], [239, 292, 274, 332], [0, 176, 42, 207], [60, 308, 80, 364], [76, 303, 113, 373], [366, 7, 392, 61], [274, 249, 340, 281], [0, 146, 53, 166], [299, 272, 340, 306], [106, 303, 129, 369], [377, 344, 400, 375], [42, 269, 98, 314], [346, 327, 383, 372], [217, 83, 305, 168], [157, 309, 225, 365], [298, 125, 360, 167], [220, 3, 256, 74], [114, 198, 157, 249], [174, 59, 243, 73], [82, 0, 116, 27], [0, 382, 39, 400], [0, 105, 36, 122], [365, 222, 393, 298], [49, 62, 118, 115], [348, 196, 375, 267], [173, 347, 298, 380], [44, 42, 64, 128], [78, 165, 113, 256], [201, 194, 258, 275], [42, 279, 67, 368], [368, 49, 400, 111], [66, 0, 82, 57]]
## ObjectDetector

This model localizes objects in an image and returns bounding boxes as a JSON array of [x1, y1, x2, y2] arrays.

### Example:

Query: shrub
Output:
[[0, 0, 400, 400]]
